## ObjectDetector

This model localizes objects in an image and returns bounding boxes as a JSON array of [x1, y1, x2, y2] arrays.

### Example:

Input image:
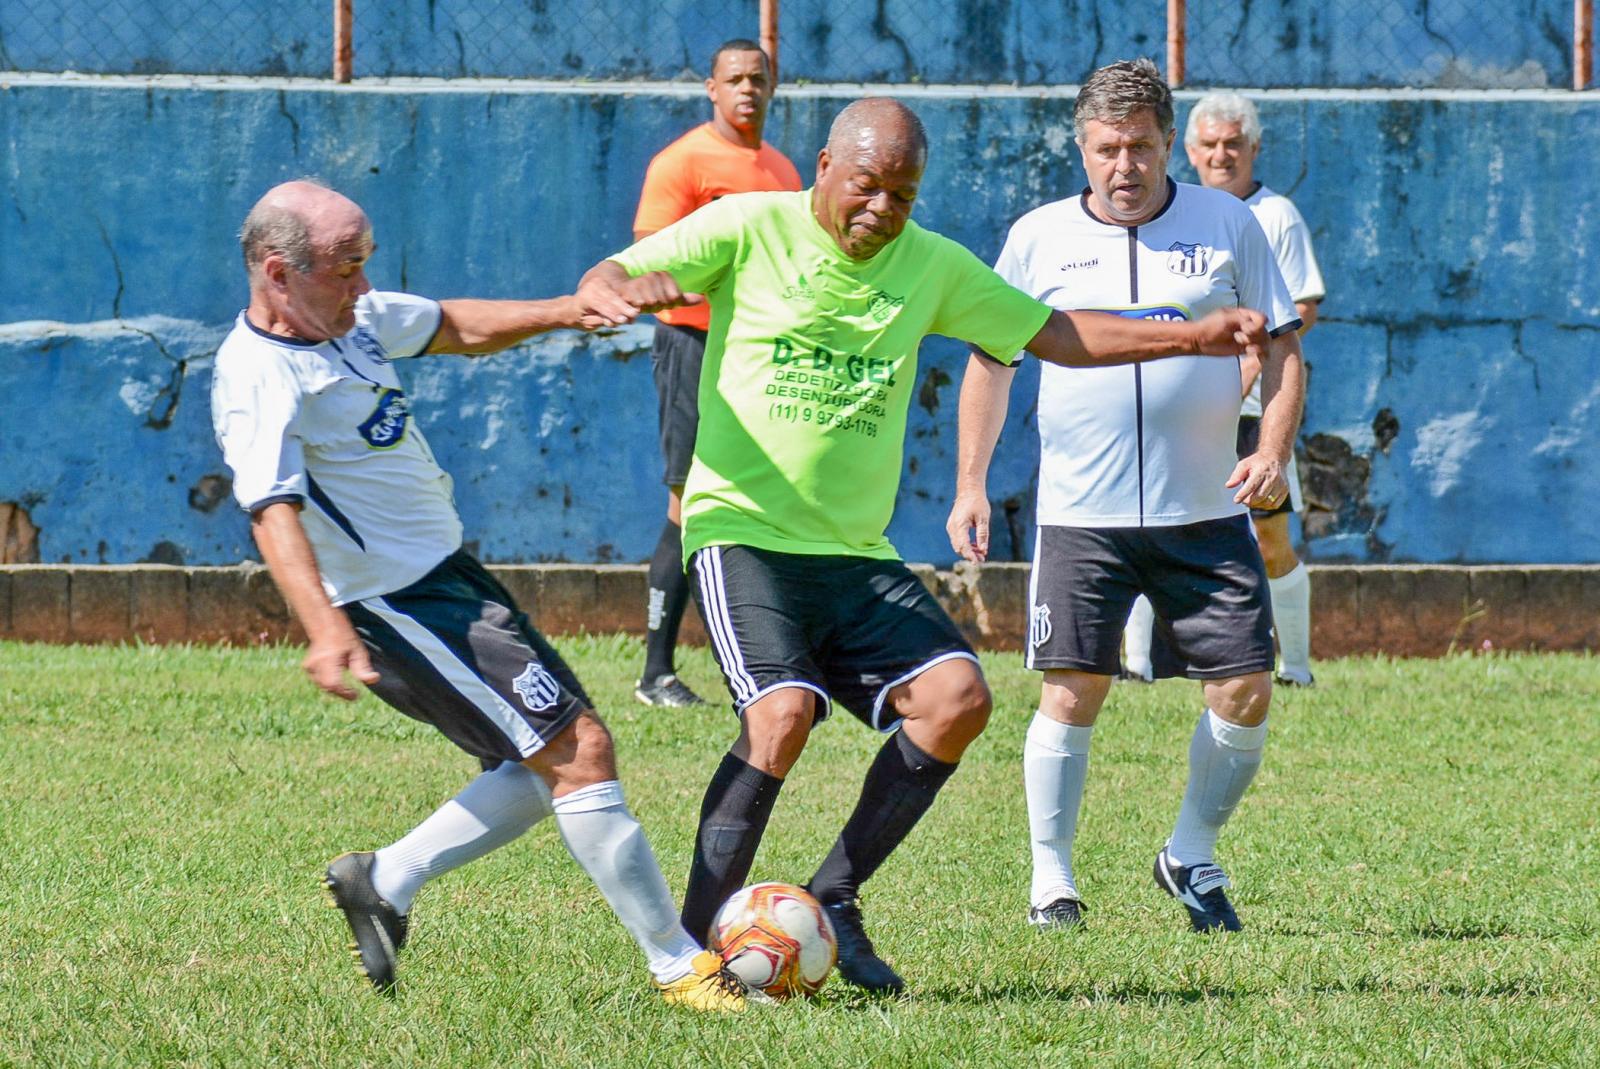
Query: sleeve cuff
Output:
[[970, 345, 1019, 367], [244, 493, 304, 515], [1269, 318, 1304, 339]]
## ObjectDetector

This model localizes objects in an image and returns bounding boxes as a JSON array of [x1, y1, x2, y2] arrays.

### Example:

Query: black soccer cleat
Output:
[[1153, 847, 1242, 933], [818, 896, 905, 995], [324, 851, 409, 992], [634, 673, 707, 708], [1027, 896, 1086, 931]]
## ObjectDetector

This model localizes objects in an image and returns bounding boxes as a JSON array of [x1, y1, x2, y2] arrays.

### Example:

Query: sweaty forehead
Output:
[[1196, 118, 1246, 141]]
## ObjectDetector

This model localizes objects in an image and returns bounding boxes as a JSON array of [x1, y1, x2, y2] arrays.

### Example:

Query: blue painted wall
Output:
[[3, 1, 1573, 87], [2, 81, 1597, 566]]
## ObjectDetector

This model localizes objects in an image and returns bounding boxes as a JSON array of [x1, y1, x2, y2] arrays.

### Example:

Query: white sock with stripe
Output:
[[371, 759, 553, 914], [552, 780, 701, 983], [1124, 595, 1155, 679], [1166, 710, 1267, 867], [1269, 562, 1313, 679], [1024, 712, 1094, 907]]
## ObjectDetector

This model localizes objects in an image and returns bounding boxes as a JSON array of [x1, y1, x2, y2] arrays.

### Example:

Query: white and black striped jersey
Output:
[[1240, 184, 1325, 418], [994, 180, 1300, 528], [211, 290, 459, 605]]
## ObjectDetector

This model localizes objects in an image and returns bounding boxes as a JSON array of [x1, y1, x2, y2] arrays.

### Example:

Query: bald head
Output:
[[240, 179, 369, 281], [239, 179, 375, 342], [825, 97, 928, 170]]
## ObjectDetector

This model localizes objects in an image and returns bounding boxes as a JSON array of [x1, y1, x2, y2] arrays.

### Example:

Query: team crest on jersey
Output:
[[350, 327, 390, 364], [357, 388, 410, 449], [1166, 241, 1210, 277], [1030, 603, 1053, 648], [512, 662, 561, 711], [867, 290, 905, 323]]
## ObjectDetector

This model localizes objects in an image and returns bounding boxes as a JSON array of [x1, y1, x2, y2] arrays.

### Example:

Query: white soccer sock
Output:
[[1166, 709, 1267, 867], [1269, 562, 1313, 678], [1024, 712, 1094, 907], [371, 759, 553, 915], [1124, 595, 1155, 679], [552, 780, 701, 983]]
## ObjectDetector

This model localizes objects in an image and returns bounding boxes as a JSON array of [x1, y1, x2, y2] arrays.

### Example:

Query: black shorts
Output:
[[1237, 416, 1303, 519], [651, 323, 707, 487], [343, 549, 592, 764], [1027, 516, 1274, 680], [689, 544, 978, 731]]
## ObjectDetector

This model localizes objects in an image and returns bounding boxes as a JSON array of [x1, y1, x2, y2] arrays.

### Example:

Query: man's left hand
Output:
[[1226, 452, 1288, 509]]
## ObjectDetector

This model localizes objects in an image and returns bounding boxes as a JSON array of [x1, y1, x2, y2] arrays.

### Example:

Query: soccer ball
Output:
[[709, 882, 837, 999]]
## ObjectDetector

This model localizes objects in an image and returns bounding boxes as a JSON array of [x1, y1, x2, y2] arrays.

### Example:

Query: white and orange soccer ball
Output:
[[708, 882, 837, 999]]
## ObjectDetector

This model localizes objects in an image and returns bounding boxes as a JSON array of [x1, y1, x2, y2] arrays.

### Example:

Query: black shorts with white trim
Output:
[[650, 323, 707, 487], [1028, 515, 1274, 680], [690, 544, 978, 731], [343, 549, 592, 764]]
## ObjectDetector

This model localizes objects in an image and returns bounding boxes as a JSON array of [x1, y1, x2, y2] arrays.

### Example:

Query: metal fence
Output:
[[1, 1, 1592, 89]]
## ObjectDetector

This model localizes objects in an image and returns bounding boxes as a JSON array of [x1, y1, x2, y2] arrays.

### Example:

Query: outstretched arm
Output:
[[426, 296, 590, 355], [251, 502, 378, 701], [945, 352, 1019, 563], [1026, 307, 1268, 368]]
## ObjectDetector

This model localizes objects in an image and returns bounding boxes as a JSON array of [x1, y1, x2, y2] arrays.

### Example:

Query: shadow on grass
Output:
[[906, 976, 1551, 1006]]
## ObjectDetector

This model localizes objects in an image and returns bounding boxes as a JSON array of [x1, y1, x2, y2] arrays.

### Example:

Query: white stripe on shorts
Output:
[[1024, 549, 1043, 672], [693, 546, 759, 704], [869, 650, 983, 732], [364, 595, 546, 757]]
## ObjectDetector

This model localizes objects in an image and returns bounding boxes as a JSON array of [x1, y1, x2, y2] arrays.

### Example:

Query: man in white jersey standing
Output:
[[1124, 91, 1325, 687], [577, 98, 1270, 992], [210, 179, 748, 1010], [947, 60, 1306, 934]]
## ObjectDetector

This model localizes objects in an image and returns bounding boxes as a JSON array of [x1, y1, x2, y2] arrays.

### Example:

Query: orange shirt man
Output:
[[633, 38, 801, 709]]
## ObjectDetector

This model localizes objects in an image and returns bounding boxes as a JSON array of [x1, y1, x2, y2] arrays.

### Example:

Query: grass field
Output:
[[3, 639, 1598, 1067]]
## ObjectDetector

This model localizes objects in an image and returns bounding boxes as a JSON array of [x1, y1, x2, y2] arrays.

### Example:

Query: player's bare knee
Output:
[[910, 672, 992, 747], [1206, 673, 1272, 726], [523, 709, 618, 792], [738, 688, 816, 775]]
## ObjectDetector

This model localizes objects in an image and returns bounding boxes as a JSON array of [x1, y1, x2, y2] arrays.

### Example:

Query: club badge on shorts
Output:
[[512, 662, 561, 711], [1030, 603, 1053, 648]]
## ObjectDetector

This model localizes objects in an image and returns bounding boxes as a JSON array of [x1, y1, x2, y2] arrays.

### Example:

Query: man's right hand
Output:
[[303, 625, 380, 701], [1189, 308, 1268, 360], [945, 489, 993, 563], [574, 267, 703, 329]]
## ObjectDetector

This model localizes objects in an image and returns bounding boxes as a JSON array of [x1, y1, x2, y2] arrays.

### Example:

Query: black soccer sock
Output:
[[680, 753, 786, 943], [807, 730, 959, 905], [641, 519, 690, 682]]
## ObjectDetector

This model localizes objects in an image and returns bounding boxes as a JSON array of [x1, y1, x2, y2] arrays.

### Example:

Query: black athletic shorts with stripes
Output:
[[651, 323, 707, 487], [343, 549, 592, 764], [1027, 515, 1274, 680], [689, 544, 978, 732]]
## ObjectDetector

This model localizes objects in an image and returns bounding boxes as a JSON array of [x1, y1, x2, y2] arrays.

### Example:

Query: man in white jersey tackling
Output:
[[210, 179, 748, 1010], [946, 60, 1306, 934], [1124, 91, 1326, 687]]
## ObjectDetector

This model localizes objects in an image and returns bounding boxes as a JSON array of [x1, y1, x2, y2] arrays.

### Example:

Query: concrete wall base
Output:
[[1, 563, 1594, 657]]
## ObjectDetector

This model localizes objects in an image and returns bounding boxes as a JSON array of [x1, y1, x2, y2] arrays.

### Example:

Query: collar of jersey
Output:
[[241, 311, 330, 349], [1077, 178, 1179, 228]]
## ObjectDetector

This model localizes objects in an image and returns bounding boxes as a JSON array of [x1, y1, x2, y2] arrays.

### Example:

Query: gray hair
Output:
[[1185, 91, 1263, 147], [239, 178, 329, 276], [1073, 58, 1174, 140]]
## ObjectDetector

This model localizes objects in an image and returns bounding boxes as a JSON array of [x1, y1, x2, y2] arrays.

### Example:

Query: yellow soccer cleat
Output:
[[655, 950, 754, 1012]]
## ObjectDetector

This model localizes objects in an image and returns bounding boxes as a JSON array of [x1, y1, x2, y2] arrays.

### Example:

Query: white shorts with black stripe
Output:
[[690, 544, 978, 732], [343, 549, 591, 763]]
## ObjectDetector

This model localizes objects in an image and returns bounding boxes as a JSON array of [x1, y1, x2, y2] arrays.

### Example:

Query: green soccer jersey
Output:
[[612, 189, 1051, 560]]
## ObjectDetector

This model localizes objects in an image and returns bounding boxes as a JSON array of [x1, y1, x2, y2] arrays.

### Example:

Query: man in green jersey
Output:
[[577, 98, 1267, 994]]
